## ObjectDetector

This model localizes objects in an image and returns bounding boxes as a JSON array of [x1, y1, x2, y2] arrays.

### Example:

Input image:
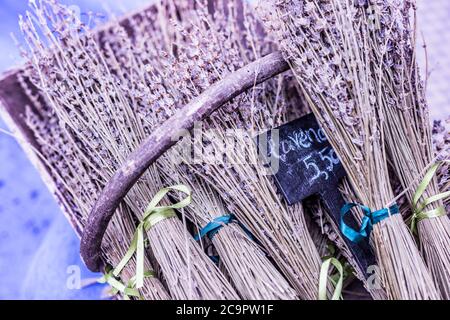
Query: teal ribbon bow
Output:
[[195, 214, 254, 241], [340, 203, 399, 243]]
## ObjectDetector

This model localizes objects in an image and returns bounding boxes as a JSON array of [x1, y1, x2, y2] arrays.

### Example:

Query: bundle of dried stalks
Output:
[[160, 167, 299, 299], [261, 0, 440, 299], [364, 1, 450, 298], [15, 2, 172, 300], [19, 0, 238, 300], [145, 0, 327, 299]]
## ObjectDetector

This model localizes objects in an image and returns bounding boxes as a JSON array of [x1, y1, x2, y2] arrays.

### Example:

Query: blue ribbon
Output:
[[340, 203, 399, 243], [194, 214, 254, 241]]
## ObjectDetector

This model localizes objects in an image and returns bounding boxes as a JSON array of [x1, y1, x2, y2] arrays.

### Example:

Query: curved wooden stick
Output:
[[80, 51, 289, 272]]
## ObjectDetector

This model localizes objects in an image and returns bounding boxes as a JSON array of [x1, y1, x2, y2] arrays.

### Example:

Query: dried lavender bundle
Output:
[[194, 129, 324, 299], [150, 0, 327, 299], [261, 0, 440, 299], [20, 0, 238, 300], [127, 0, 301, 299], [16, 12, 169, 303], [159, 167, 299, 300], [366, 0, 450, 298], [25, 103, 170, 299]]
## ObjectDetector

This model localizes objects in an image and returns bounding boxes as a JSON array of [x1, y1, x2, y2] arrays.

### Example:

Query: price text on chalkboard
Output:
[[257, 113, 346, 204], [256, 113, 375, 278]]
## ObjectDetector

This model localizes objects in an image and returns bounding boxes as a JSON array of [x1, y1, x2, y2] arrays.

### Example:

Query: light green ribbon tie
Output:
[[318, 257, 344, 300], [98, 269, 156, 300], [108, 184, 192, 293], [411, 161, 450, 233]]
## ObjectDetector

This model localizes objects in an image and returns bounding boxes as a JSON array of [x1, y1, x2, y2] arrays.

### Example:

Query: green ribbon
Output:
[[98, 268, 156, 300], [108, 184, 192, 292], [411, 161, 450, 233], [318, 257, 344, 300]]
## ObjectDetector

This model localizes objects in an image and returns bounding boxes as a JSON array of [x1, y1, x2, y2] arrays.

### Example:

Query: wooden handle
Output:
[[80, 51, 289, 272]]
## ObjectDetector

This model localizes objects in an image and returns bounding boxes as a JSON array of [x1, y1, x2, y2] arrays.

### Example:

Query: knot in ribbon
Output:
[[195, 214, 255, 241], [111, 185, 192, 291], [340, 203, 399, 243], [98, 268, 140, 299], [410, 161, 450, 233]]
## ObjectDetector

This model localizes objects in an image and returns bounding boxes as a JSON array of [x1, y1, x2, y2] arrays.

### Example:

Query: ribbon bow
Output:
[[411, 161, 450, 233], [340, 203, 399, 243], [112, 185, 192, 290]]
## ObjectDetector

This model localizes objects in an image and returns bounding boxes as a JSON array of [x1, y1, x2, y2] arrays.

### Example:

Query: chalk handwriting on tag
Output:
[[256, 113, 375, 278], [260, 113, 345, 204]]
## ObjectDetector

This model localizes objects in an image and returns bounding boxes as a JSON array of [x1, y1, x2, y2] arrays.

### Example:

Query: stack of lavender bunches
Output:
[[260, 0, 449, 299], [5, 0, 449, 299]]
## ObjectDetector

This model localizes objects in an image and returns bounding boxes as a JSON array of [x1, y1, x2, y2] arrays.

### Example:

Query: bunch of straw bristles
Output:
[[9, 0, 450, 300]]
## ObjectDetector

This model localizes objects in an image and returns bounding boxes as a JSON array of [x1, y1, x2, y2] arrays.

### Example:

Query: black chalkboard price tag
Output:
[[256, 113, 375, 278]]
